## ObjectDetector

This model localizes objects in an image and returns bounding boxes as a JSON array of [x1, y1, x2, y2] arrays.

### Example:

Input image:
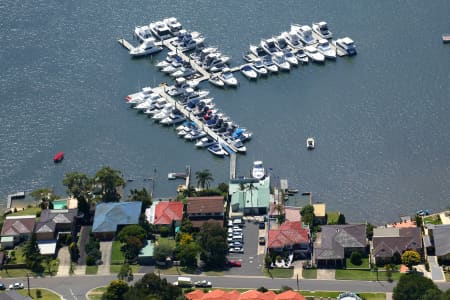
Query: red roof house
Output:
[[154, 201, 183, 225], [268, 221, 310, 257], [186, 290, 306, 300]]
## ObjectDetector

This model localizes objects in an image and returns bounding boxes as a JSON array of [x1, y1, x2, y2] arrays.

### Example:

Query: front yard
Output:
[[345, 257, 370, 269], [264, 267, 294, 278]]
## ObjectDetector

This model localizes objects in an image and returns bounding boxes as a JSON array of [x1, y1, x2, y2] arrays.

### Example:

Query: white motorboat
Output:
[[283, 50, 298, 66], [335, 37, 357, 56], [260, 38, 278, 55], [125, 86, 153, 103], [134, 25, 153, 42], [203, 52, 230, 71], [252, 161, 265, 180], [292, 24, 316, 45], [190, 47, 218, 62], [249, 44, 267, 58], [195, 137, 216, 148], [219, 68, 238, 87], [306, 137, 315, 150], [281, 31, 303, 49], [152, 104, 174, 121], [160, 113, 186, 126], [163, 17, 182, 34], [155, 51, 178, 69], [312, 21, 333, 39], [208, 74, 225, 87], [184, 130, 207, 141], [129, 38, 163, 57], [273, 35, 289, 51], [228, 139, 247, 153], [252, 59, 268, 76], [295, 48, 309, 64], [240, 64, 258, 80], [149, 21, 172, 40], [304, 45, 325, 63], [170, 67, 196, 78], [272, 52, 290, 71], [317, 39, 336, 59], [208, 142, 228, 157], [181, 88, 210, 103], [262, 55, 279, 73]]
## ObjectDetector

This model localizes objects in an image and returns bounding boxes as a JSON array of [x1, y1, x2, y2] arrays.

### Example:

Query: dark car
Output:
[[226, 260, 242, 267], [0, 283, 5, 290], [258, 222, 265, 229], [259, 236, 266, 245]]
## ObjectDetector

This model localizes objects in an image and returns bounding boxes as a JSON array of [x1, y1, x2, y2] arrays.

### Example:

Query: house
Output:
[[92, 202, 142, 240], [145, 201, 183, 228], [185, 289, 307, 300], [268, 221, 310, 258], [229, 177, 272, 216], [313, 224, 367, 267], [372, 227, 422, 265], [0, 215, 36, 248], [425, 224, 450, 263], [186, 196, 224, 229], [313, 203, 327, 225], [35, 209, 78, 241]]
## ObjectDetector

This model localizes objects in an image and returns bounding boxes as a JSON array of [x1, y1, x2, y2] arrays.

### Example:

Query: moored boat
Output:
[[207, 142, 228, 157], [312, 21, 333, 39], [129, 38, 163, 57], [208, 74, 225, 87], [317, 39, 336, 59], [335, 37, 357, 56], [252, 161, 265, 180], [306, 137, 315, 150], [240, 64, 258, 80], [304, 45, 325, 63]]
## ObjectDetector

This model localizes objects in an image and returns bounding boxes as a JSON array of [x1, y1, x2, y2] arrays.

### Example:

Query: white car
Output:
[[194, 280, 212, 288], [232, 234, 243, 240], [229, 247, 244, 253], [9, 282, 24, 289]]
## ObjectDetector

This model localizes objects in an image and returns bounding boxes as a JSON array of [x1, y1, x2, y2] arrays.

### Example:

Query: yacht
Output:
[[125, 86, 153, 103], [152, 104, 174, 121], [252, 161, 265, 180], [306, 137, 315, 150], [149, 21, 172, 40], [208, 142, 228, 157], [219, 68, 238, 87], [304, 45, 325, 63], [134, 25, 153, 42], [281, 31, 303, 49], [312, 21, 333, 39], [166, 77, 194, 96], [129, 38, 163, 57], [184, 130, 207, 141], [292, 24, 316, 45], [155, 51, 178, 69], [274, 35, 289, 51], [170, 67, 196, 78], [160, 113, 186, 126], [240, 64, 258, 80], [195, 137, 216, 148], [260, 38, 278, 55], [317, 39, 336, 59], [272, 52, 290, 71], [295, 48, 309, 64], [208, 74, 225, 87], [249, 44, 267, 58], [252, 59, 268, 76], [335, 37, 357, 56], [163, 17, 182, 34], [283, 50, 299, 66], [262, 55, 279, 73]]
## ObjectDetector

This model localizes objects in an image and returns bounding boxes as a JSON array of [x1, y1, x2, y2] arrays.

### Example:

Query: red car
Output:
[[226, 260, 242, 267]]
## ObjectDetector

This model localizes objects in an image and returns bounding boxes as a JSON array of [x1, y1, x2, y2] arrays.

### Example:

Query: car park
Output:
[[194, 280, 212, 288], [9, 282, 24, 289]]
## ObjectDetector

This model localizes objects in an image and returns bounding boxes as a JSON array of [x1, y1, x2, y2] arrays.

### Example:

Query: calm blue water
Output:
[[1, 0, 450, 224]]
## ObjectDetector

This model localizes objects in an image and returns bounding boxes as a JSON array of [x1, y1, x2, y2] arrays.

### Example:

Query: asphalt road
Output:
[[3, 274, 450, 300]]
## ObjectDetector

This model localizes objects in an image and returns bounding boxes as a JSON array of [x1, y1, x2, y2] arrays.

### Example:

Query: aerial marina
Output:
[[119, 18, 357, 157]]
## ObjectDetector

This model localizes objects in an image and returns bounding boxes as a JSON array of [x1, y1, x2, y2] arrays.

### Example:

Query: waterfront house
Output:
[[313, 203, 327, 225], [92, 202, 142, 240], [186, 196, 225, 229], [145, 200, 183, 229], [267, 221, 311, 258], [0, 215, 36, 248], [229, 177, 272, 216], [313, 224, 367, 267], [425, 224, 450, 263], [372, 227, 422, 265]]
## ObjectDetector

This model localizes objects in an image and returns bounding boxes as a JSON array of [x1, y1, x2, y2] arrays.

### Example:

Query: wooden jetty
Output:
[[229, 153, 236, 179], [117, 38, 134, 51], [153, 86, 238, 154]]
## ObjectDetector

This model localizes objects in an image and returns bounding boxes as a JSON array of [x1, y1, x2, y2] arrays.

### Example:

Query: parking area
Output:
[[225, 218, 265, 276]]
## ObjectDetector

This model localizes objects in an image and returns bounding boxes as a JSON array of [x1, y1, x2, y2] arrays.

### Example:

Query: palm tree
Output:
[[195, 169, 213, 190], [247, 183, 258, 213]]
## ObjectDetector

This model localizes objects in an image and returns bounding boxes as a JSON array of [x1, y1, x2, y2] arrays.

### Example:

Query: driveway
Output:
[[56, 246, 71, 276], [225, 219, 264, 276], [317, 269, 335, 280], [97, 241, 112, 275]]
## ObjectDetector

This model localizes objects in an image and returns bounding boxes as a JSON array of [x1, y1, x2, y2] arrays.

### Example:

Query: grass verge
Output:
[[264, 267, 294, 278], [301, 268, 317, 279], [86, 265, 98, 275], [335, 269, 401, 281], [17, 288, 61, 300]]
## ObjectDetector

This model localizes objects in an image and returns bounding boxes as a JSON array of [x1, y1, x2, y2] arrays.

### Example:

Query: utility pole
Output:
[[27, 272, 30, 296]]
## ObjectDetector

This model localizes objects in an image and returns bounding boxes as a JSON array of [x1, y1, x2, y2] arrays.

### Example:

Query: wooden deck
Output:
[[229, 153, 237, 179]]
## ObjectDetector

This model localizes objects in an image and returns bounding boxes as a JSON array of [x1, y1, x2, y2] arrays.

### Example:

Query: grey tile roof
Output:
[[372, 227, 422, 258], [92, 202, 142, 233], [431, 224, 450, 256]]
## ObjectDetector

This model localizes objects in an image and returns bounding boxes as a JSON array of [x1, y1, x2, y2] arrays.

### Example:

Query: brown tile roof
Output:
[[268, 221, 309, 249], [187, 196, 224, 214], [1, 216, 36, 236], [191, 219, 223, 229]]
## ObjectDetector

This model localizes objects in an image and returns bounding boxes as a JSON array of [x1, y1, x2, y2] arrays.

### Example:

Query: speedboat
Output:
[[184, 130, 207, 141], [163, 17, 182, 34], [252, 161, 265, 180], [262, 55, 278, 73], [170, 67, 196, 78], [155, 51, 179, 69], [281, 31, 303, 49], [317, 39, 336, 59], [295, 48, 309, 64], [149, 21, 172, 40], [160, 113, 186, 126], [228, 138, 247, 153], [304, 45, 325, 63], [306, 137, 315, 150], [190, 47, 218, 62], [249, 44, 267, 58], [292, 24, 316, 45], [166, 77, 193, 96], [208, 142, 228, 157], [53, 151, 64, 163], [152, 104, 174, 121], [180, 88, 209, 103], [219, 68, 238, 87], [195, 137, 215, 148], [252, 59, 268, 76], [335, 37, 357, 56], [240, 64, 258, 80], [134, 25, 153, 42], [260, 38, 278, 55], [208, 74, 225, 87], [283, 50, 298, 66], [125, 86, 154, 103], [129, 38, 163, 57], [273, 35, 289, 51], [272, 52, 290, 71], [312, 21, 333, 39]]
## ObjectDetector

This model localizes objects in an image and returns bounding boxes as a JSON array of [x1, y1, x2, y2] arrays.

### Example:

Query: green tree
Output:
[[124, 273, 182, 300], [85, 233, 101, 265], [116, 225, 146, 261], [30, 187, 57, 208], [180, 218, 193, 234], [63, 172, 92, 219], [337, 213, 346, 224], [69, 242, 80, 263], [95, 166, 125, 202], [422, 288, 444, 300], [401, 250, 421, 270], [195, 169, 213, 190], [154, 242, 174, 263], [198, 222, 227, 269], [300, 205, 315, 226], [118, 263, 131, 281], [393, 272, 439, 300], [366, 223, 375, 240], [128, 188, 152, 213], [217, 182, 229, 195], [177, 242, 199, 269], [117, 225, 146, 242], [264, 254, 272, 268], [23, 232, 43, 272], [350, 251, 362, 266], [103, 279, 129, 300]]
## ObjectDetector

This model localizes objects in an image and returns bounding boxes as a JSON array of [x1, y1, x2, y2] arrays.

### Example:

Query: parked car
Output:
[[227, 236, 234, 242], [0, 283, 5, 290], [228, 227, 234, 233], [227, 220, 233, 227], [258, 222, 265, 229], [9, 282, 24, 289], [229, 247, 244, 253], [229, 241, 243, 248], [232, 218, 243, 226], [226, 260, 242, 267], [194, 280, 212, 288], [259, 236, 266, 245], [232, 227, 243, 233], [232, 233, 243, 240]]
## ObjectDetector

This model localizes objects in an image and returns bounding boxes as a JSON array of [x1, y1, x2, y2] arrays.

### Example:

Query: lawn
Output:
[[423, 215, 442, 225], [264, 267, 294, 278], [87, 287, 107, 300], [0, 258, 58, 278], [301, 268, 317, 279], [158, 236, 176, 248], [17, 288, 61, 300], [5, 246, 26, 264], [86, 265, 98, 275], [335, 269, 401, 281], [110, 264, 140, 274], [111, 240, 125, 264], [326, 211, 340, 224], [302, 291, 385, 300], [9, 207, 41, 217], [346, 257, 370, 269]]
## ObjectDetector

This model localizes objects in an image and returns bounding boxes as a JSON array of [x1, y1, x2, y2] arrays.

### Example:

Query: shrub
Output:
[[160, 226, 169, 237], [36, 289, 42, 298], [350, 251, 362, 266]]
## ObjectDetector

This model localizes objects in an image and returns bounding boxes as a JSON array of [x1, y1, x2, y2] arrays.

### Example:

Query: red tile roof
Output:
[[274, 290, 307, 300], [154, 201, 183, 225], [186, 290, 306, 300], [268, 221, 309, 249]]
